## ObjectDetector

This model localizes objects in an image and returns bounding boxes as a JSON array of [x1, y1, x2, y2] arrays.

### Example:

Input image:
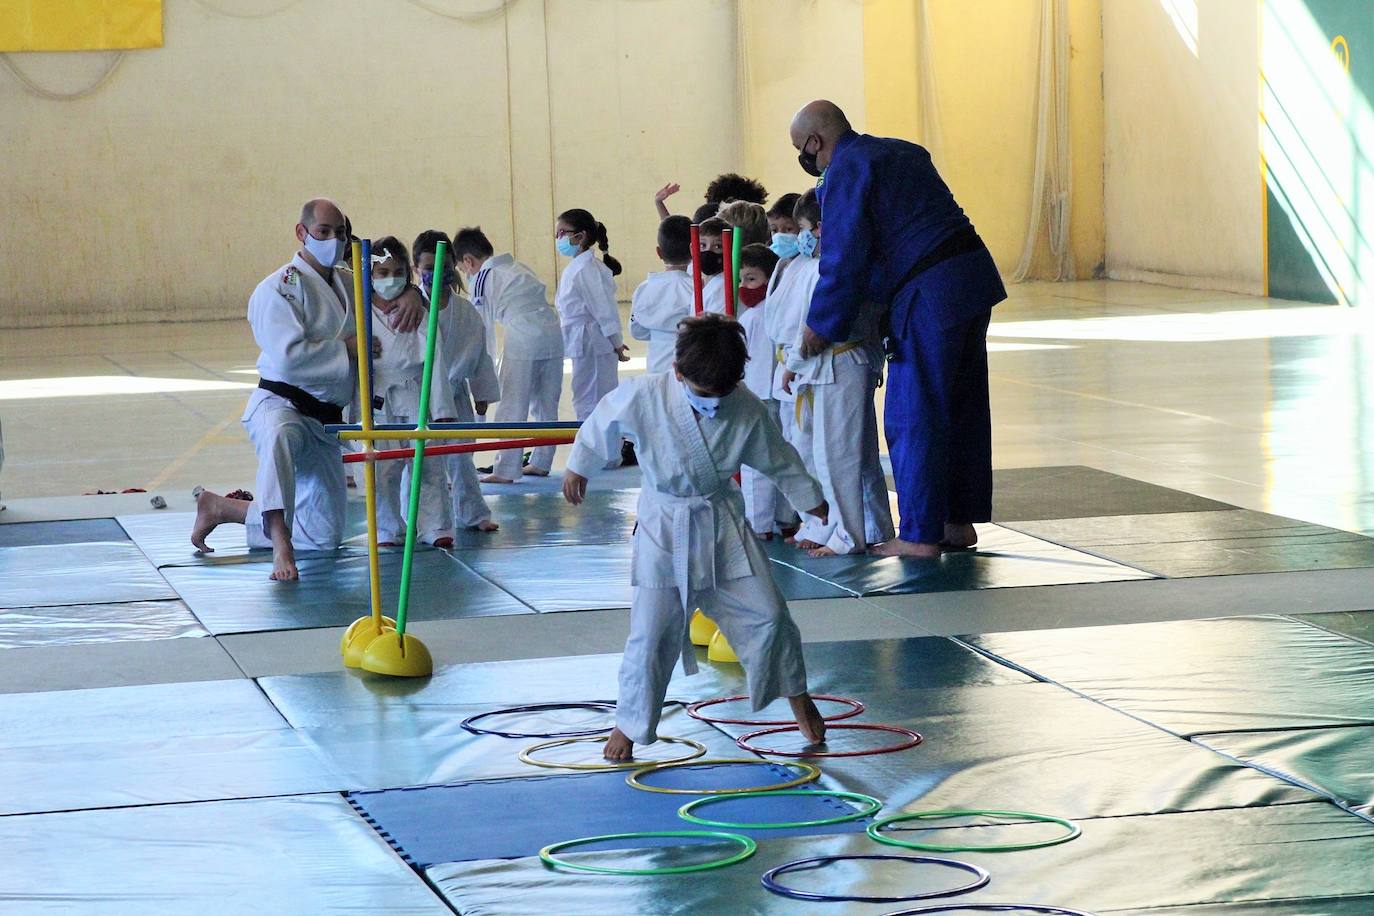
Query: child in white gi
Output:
[[629, 215, 694, 374], [555, 207, 630, 421], [781, 191, 895, 556], [367, 236, 456, 548], [697, 217, 728, 314], [562, 314, 829, 760], [414, 230, 501, 533], [737, 243, 795, 539], [453, 227, 565, 484], [192, 199, 354, 581]]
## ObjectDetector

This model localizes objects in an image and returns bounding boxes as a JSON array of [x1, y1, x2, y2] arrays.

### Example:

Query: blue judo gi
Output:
[[808, 130, 1006, 545]]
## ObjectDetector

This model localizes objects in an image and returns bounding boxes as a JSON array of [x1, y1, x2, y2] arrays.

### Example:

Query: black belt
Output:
[[890, 225, 986, 297], [257, 378, 344, 425]]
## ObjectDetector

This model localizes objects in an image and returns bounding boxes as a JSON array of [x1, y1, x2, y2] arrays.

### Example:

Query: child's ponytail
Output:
[[594, 221, 623, 276]]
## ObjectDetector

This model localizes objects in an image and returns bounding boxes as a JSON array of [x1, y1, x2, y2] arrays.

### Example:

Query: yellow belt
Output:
[[790, 341, 862, 426]]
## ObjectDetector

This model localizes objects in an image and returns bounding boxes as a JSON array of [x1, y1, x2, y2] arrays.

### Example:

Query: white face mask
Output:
[[303, 230, 344, 268], [680, 379, 721, 418], [372, 275, 407, 301]]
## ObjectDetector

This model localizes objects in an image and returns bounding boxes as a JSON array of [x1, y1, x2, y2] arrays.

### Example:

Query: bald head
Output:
[[789, 100, 851, 175], [300, 198, 343, 229]]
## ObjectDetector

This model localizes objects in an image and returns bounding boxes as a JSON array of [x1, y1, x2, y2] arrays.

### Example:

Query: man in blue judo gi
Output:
[[791, 99, 1006, 558]]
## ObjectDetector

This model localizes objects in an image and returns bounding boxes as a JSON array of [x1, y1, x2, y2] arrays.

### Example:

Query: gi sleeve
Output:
[[587, 263, 625, 349], [740, 402, 823, 513], [566, 380, 637, 478], [249, 281, 351, 392], [629, 282, 652, 342], [807, 154, 875, 344], [468, 343, 501, 403]]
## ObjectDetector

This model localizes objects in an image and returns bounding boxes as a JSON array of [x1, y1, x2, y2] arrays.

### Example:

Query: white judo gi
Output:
[[629, 269, 693, 374], [558, 249, 624, 422], [764, 255, 821, 534], [243, 254, 353, 552], [739, 301, 792, 536], [701, 272, 727, 315], [782, 259, 895, 554], [438, 291, 501, 528], [371, 302, 455, 545], [566, 372, 824, 744], [471, 254, 565, 480]]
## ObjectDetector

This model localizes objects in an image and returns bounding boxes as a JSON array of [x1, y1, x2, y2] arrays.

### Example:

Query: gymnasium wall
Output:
[[0, 0, 740, 329], [1103, 0, 1265, 294], [861, 0, 1107, 280]]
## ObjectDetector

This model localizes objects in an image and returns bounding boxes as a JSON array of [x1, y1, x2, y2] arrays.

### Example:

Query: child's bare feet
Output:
[[522, 467, 550, 478], [788, 693, 827, 745], [796, 538, 821, 550], [808, 545, 838, 557], [481, 474, 516, 484], [472, 520, 499, 532], [191, 488, 247, 552], [870, 538, 942, 558], [263, 509, 298, 581], [270, 548, 299, 581], [432, 537, 454, 549], [603, 728, 634, 762]]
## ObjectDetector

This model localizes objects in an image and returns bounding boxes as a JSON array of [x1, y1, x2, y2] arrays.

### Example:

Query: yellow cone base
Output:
[[689, 609, 719, 647], [360, 631, 434, 678], [707, 629, 739, 663], [341, 615, 397, 658]]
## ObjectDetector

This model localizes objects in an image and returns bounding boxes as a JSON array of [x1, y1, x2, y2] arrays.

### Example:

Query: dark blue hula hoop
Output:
[[459, 702, 616, 739], [882, 906, 1097, 916], [760, 854, 990, 903]]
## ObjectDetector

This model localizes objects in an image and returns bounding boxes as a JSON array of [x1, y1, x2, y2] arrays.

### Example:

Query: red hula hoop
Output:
[[687, 694, 866, 726], [736, 723, 923, 758]]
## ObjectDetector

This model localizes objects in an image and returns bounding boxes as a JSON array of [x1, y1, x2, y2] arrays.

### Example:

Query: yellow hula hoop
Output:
[[626, 758, 822, 795], [519, 735, 706, 771]]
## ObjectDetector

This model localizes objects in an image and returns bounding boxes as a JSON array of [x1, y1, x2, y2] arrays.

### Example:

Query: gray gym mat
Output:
[[447, 489, 639, 549], [1196, 725, 1374, 817], [0, 599, 206, 649], [0, 517, 128, 547], [1294, 610, 1374, 646], [963, 615, 1374, 736], [1006, 509, 1374, 578], [0, 796, 450, 914], [118, 509, 367, 568], [992, 464, 1233, 520], [257, 636, 1031, 729], [764, 522, 1153, 596], [0, 542, 176, 609], [161, 549, 532, 634], [425, 803, 1374, 915]]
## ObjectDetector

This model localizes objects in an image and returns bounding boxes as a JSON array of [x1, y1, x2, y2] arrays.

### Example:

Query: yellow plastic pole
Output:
[[338, 427, 579, 441]]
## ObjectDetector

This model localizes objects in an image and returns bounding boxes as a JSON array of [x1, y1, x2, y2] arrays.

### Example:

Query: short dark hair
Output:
[[793, 189, 821, 226], [698, 216, 727, 238], [704, 173, 767, 206], [738, 243, 779, 278], [411, 229, 452, 267], [658, 215, 692, 265], [692, 202, 720, 224], [768, 193, 801, 220], [675, 313, 747, 396], [452, 226, 495, 262]]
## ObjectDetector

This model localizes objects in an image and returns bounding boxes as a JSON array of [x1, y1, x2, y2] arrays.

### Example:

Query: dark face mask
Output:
[[797, 135, 822, 177], [699, 250, 724, 276]]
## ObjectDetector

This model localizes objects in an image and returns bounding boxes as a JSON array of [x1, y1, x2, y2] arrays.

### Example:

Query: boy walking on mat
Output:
[[562, 314, 829, 760]]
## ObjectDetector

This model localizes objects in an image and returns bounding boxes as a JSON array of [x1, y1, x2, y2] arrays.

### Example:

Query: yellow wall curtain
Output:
[[0, 0, 162, 52]]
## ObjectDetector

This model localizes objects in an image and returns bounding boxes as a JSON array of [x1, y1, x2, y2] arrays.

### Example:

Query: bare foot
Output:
[[432, 537, 454, 549], [942, 522, 978, 550], [784, 535, 798, 545], [270, 549, 299, 581], [522, 466, 550, 478], [263, 509, 298, 581], [808, 545, 838, 558], [481, 474, 516, 484], [788, 693, 827, 745], [191, 488, 246, 552], [602, 728, 634, 762], [795, 539, 821, 550], [378, 540, 400, 547], [472, 520, 500, 532], [870, 538, 942, 559]]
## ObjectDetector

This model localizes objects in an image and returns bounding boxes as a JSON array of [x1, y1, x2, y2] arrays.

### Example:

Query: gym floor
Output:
[[2, 280, 1372, 913]]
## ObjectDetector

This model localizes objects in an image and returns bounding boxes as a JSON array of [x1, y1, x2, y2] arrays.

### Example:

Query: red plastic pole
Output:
[[690, 224, 703, 315], [343, 436, 572, 464], [721, 227, 735, 317]]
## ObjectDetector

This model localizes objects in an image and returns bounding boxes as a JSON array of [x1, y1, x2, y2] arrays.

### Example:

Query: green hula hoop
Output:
[[678, 789, 883, 829], [519, 735, 706, 771], [867, 809, 1081, 853], [626, 758, 822, 796], [539, 830, 757, 875]]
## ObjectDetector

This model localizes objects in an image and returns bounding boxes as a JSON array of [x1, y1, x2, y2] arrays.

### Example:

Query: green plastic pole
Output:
[[394, 240, 448, 637], [731, 229, 743, 311]]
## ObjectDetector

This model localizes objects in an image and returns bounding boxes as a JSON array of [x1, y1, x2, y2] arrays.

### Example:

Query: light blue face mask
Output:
[[555, 236, 580, 258], [796, 228, 818, 259], [770, 232, 800, 259], [303, 231, 344, 268], [679, 379, 721, 418]]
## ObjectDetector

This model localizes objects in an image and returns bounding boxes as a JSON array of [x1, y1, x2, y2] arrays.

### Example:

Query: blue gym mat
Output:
[[347, 764, 873, 867], [0, 517, 128, 548]]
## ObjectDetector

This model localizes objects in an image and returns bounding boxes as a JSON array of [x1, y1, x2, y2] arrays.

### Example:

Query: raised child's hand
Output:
[[654, 183, 681, 204], [562, 470, 588, 506]]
